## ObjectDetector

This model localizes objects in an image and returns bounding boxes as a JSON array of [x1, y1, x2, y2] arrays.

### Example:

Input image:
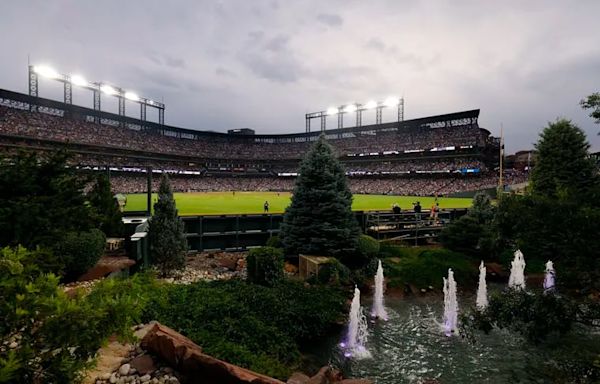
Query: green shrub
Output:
[[317, 259, 350, 285], [358, 234, 380, 259], [265, 235, 282, 248], [378, 242, 408, 258], [439, 215, 495, 259], [53, 229, 106, 282], [142, 280, 346, 379], [0, 247, 150, 383], [383, 248, 476, 289], [246, 247, 284, 286], [342, 234, 379, 268]]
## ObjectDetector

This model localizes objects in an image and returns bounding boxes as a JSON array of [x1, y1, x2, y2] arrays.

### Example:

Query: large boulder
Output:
[[141, 322, 284, 384], [129, 354, 156, 375], [287, 372, 310, 384]]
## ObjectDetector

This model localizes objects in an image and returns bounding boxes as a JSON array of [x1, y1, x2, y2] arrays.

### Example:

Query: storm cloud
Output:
[[0, 0, 598, 152]]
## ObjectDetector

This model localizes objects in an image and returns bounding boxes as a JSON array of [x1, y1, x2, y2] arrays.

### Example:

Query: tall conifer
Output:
[[281, 135, 360, 257], [148, 174, 187, 274]]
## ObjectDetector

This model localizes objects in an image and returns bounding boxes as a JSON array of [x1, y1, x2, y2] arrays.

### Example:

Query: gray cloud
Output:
[[316, 13, 343, 27], [0, 0, 598, 152]]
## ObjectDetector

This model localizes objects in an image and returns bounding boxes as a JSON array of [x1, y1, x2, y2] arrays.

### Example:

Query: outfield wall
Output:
[[125, 209, 468, 254]]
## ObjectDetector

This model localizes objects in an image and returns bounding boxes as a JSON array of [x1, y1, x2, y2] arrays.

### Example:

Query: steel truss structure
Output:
[[28, 65, 165, 125], [305, 98, 404, 133]]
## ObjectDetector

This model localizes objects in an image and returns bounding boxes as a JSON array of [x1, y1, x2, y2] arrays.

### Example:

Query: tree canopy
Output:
[[529, 119, 598, 200], [280, 135, 360, 257], [580, 92, 600, 125]]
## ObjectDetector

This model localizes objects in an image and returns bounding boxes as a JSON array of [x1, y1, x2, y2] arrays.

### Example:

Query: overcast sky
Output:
[[1, 0, 599, 153]]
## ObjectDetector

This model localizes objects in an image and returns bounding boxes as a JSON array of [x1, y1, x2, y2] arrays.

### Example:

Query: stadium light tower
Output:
[[28, 64, 165, 125], [305, 96, 404, 132]]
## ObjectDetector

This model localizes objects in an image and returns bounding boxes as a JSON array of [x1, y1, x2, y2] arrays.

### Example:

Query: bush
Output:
[[265, 235, 282, 248], [53, 229, 106, 282], [383, 248, 476, 289], [342, 234, 380, 268], [357, 234, 380, 260], [317, 259, 350, 285], [246, 247, 284, 287], [0, 247, 150, 383], [142, 279, 346, 379]]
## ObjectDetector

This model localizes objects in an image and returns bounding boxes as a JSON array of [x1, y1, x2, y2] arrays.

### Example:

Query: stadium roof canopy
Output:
[[0, 88, 481, 143]]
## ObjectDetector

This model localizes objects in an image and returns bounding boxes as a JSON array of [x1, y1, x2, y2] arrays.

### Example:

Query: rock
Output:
[[218, 255, 239, 271], [141, 322, 284, 384], [140, 374, 151, 382], [306, 366, 329, 384], [8, 341, 18, 349], [119, 363, 131, 376], [128, 367, 137, 375], [284, 262, 298, 274], [100, 373, 112, 380], [287, 372, 310, 384], [109, 373, 118, 384], [130, 354, 156, 375], [338, 380, 373, 384]]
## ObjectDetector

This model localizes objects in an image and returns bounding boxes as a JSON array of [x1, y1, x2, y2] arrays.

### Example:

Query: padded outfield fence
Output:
[[124, 209, 468, 260]]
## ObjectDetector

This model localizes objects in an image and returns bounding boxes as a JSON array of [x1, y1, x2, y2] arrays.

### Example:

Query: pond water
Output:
[[315, 292, 580, 384]]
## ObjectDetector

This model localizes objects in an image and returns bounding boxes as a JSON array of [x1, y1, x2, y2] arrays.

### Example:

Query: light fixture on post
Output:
[[27, 64, 165, 125], [305, 96, 404, 132]]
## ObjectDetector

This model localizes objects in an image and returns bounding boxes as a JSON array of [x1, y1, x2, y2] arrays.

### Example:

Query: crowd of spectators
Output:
[[106, 170, 529, 196], [0, 104, 522, 197], [0, 106, 489, 161]]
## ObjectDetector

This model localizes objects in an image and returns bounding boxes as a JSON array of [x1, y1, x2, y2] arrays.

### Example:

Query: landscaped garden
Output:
[[1, 113, 600, 383]]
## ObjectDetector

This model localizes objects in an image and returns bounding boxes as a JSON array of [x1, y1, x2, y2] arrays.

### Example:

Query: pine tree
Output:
[[87, 174, 124, 237], [280, 135, 360, 257], [530, 119, 599, 200], [148, 174, 187, 275]]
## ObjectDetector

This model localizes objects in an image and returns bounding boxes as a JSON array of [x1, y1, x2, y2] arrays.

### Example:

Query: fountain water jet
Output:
[[476, 261, 488, 309], [442, 269, 458, 336], [543, 260, 555, 293], [371, 259, 388, 320], [340, 286, 371, 358], [508, 249, 526, 290]]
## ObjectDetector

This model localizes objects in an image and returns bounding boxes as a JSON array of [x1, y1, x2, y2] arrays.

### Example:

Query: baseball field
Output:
[[123, 192, 472, 216]]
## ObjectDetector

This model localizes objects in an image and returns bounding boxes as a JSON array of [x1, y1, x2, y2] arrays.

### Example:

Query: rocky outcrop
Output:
[[78, 256, 136, 281], [286, 367, 371, 384], [141, 323, 285, 384]]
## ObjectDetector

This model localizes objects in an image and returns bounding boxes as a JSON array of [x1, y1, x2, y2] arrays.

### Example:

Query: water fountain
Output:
[[543, 260, 555, 292], [340, 286, 371, 358], [442, 268, 458, 336], [476, 261, 488, 309], [508, 249, 526, 290], [371, 259, 388, 320]]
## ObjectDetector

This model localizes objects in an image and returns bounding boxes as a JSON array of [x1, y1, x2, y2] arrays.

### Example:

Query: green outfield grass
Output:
[[123, 192, 472, 216]]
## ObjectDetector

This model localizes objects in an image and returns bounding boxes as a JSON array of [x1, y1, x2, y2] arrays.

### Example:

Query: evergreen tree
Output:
[[87, 174, 124, 237], [280, 135, 360, 257], [0, 150, 92, 248], [148, 174, 187, 275], [530, 119, 599, 200]]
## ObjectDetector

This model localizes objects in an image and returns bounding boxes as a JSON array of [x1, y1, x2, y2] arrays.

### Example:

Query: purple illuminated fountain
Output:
[[442, 268, 458, 336], [543, 260, 555, 293], [340, 286, 371, 359]]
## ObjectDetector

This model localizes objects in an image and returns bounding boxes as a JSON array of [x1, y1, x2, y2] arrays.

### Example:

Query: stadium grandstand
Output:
[[0, 87, 527, 197]]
